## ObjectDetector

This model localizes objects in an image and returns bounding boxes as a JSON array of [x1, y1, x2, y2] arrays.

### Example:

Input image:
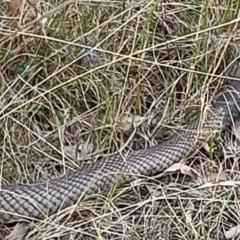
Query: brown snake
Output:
[[1, 79, 240, 224]]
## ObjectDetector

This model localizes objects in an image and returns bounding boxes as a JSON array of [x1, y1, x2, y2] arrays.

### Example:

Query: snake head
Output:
[[213, 80, 240, 125]]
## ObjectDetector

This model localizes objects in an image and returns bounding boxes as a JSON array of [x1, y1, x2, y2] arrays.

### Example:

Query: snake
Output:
[[1, 78, 240, 224]]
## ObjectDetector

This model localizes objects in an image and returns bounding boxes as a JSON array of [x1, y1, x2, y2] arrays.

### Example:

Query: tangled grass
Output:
[[1, 0, 240, 239]]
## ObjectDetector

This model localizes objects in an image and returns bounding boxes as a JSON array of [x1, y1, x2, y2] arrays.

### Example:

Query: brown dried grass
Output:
[[1, 0, 240, 239]]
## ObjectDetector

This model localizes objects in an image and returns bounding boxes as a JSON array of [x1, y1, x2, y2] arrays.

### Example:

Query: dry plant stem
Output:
[[1, 77, 240, 224], [0, 104, 231, 223]]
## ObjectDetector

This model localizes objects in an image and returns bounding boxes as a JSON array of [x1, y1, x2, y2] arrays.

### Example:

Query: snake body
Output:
[[1, 80, 240, 224]]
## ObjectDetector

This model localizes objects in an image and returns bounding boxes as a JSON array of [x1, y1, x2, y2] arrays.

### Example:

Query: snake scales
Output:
[[1, 79, 240, 224]]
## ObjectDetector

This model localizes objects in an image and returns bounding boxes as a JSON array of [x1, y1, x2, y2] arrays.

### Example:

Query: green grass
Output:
[[1, 0, 240, 239]]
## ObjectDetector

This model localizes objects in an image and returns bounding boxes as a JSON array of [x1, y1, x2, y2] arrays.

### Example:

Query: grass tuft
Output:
[[1, 0, 240, 239]]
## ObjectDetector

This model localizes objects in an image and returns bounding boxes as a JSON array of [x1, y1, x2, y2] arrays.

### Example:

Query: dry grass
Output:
[[1, 0, 240, 239]]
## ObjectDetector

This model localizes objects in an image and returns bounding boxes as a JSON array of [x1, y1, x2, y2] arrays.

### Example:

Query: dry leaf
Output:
[[117, 114, 145, 132], [64, 143, 94, 161], [207, 172, 228, 182], [165, 163, 203, 183], [185, 200, 195, 224], [39, 13, 48, 39], [145, 184, 159, 197], [233, 121, 240, 142], [0, 231, 4, 240], [7, 0, 20, 17], [224, 224, 240, 239], [5, 223, 29, 240], [185, 201, 200, 238]]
